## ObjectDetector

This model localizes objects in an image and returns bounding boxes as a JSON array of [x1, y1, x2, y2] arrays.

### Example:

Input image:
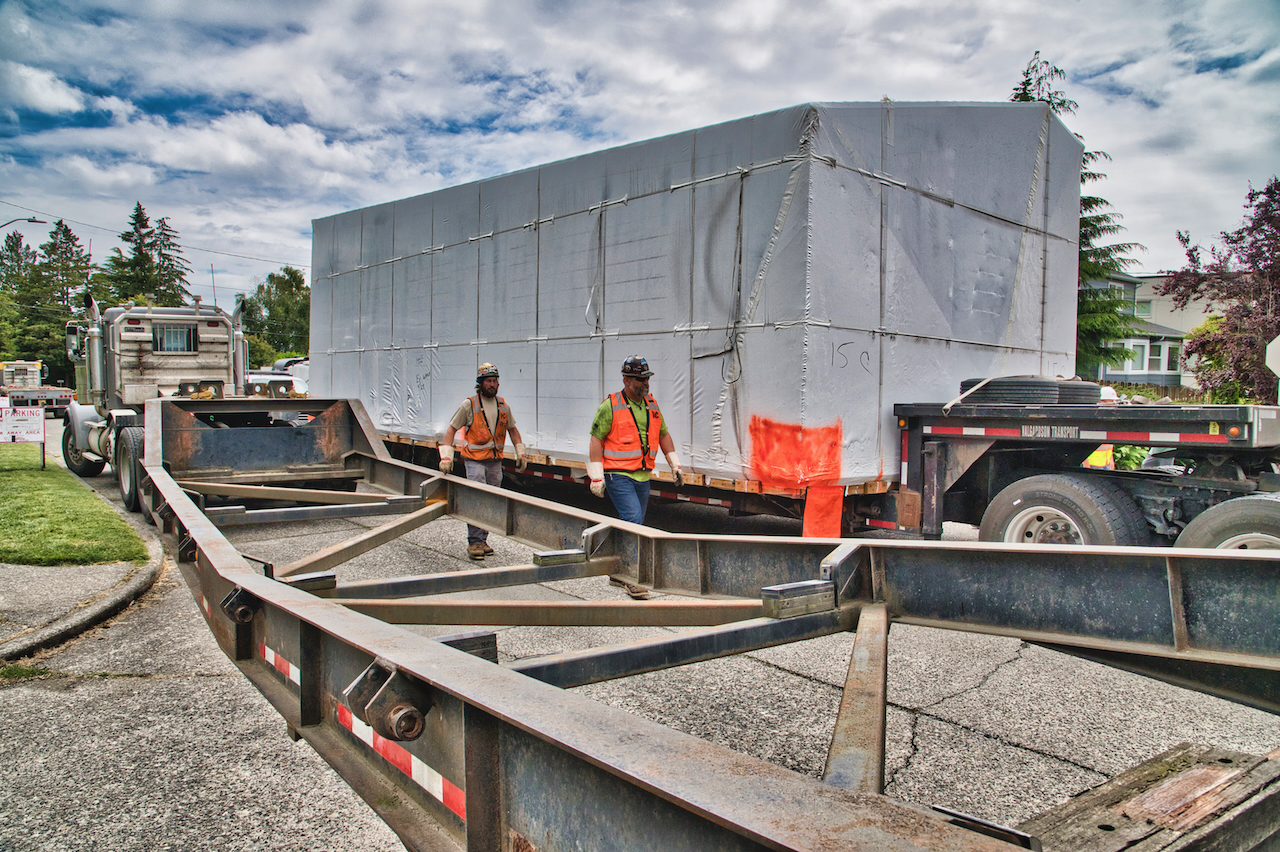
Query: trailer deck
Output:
[[136, 397, 1280, 851]]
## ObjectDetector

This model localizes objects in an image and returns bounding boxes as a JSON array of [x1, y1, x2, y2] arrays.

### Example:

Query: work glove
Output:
[[515, 443, 527, 473], [587, 461, 606, 498], [439, 444, 454, 475], [666, 451, 684, 488]]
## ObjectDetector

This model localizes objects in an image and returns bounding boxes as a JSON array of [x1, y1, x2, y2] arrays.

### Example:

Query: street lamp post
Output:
[[0, 217, 48, 229]]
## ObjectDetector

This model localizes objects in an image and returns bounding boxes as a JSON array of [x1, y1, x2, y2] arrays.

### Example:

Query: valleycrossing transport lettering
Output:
[[1020, 425, 1080, 439]]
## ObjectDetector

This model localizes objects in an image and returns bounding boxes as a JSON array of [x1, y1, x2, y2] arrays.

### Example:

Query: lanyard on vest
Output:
[[623, 393, 649, 460]]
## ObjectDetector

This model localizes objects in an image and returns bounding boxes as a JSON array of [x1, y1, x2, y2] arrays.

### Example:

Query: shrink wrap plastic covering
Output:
[[311, 101, 1081, 487]]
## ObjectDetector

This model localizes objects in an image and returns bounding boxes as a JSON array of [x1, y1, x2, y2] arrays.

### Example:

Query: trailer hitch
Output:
[[343, 658, 434, 742]]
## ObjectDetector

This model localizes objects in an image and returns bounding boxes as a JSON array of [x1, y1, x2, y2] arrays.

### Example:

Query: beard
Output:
[[479, 384, 498, 398]]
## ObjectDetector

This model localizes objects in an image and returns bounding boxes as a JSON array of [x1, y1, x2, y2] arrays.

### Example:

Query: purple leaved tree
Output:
[[1159, 176, 1280, 403]]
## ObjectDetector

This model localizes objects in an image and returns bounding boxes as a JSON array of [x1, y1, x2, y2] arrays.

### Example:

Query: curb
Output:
[[0, 426, 166, 662]]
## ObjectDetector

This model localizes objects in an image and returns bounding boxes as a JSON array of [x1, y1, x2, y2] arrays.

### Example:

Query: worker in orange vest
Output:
[[439, 363, 526, 559], [586, 356, 683, 525]]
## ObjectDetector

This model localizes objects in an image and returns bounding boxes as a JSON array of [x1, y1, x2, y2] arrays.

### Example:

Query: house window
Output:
[[1128, 342, 1146, 373], [1148, 343, 1163, 373], [1135, 300, 1152, 318], [1165, 343, 1181, 372], [154, 324, 197, 353]]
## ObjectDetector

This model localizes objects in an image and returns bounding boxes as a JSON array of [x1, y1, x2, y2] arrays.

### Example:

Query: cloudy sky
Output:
[[1, 0, 1277, 305]]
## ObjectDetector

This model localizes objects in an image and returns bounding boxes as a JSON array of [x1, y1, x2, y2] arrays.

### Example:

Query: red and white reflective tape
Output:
[[654, 489, 732, 507], [198, 593, 211, 617], [256, 643, 467, 820], [336, 703, 466, 820], [866, 518, 899, 530], [258, 642, 300, 685], [922, 424, 1229, 444]]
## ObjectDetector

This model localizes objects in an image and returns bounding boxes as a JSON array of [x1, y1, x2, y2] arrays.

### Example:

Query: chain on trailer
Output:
[[134, 396, 1280, 852]]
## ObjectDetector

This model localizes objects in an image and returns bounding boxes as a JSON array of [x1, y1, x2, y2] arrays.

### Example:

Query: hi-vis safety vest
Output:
[[602, 391, 662, 472], [459, 395, 510, 460]]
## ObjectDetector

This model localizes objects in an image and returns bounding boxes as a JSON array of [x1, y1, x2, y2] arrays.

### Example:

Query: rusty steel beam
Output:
[[275, 500, 446, 578], [326, 558, 620, 600], [509, 608, 857, 688], [331, 598, 766, 627], [823, 603, 888, 794], [176, 480, 396, 504]]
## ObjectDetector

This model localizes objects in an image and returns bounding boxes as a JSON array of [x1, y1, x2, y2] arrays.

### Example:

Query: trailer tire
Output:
[[62, 424, 106, 478], [116, 426, 145, 513], [1174, 494, 1280, 549], [980, 473, 1151, 546], [959, 377, 1060, 404]]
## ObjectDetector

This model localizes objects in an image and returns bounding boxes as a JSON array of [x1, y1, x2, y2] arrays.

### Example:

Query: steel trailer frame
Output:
[[138, 397, 1280, 851]]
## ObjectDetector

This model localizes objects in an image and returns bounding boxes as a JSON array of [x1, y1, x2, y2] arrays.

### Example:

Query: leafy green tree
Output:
[[1010, 52, 1143, 375], [246, 335, 279, 370], [1159, 177, 1280, 402], [242, 266, 310, 354], [0, 231, 37, 358]]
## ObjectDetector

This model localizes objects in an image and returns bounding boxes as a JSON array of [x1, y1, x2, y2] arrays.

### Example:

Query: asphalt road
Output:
[[2, 424, 1278, 850]]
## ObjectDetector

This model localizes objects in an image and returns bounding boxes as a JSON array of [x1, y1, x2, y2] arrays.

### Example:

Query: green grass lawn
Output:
[[0, 443, 148, 566]]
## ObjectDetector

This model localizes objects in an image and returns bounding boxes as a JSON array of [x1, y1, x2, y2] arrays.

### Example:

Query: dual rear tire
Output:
[[981, 473, 1280, 549], [979, 473, 1151, 546]]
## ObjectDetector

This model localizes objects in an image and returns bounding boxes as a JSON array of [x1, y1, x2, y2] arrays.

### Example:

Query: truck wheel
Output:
[[1174, 495, 1280, 549], [62, 424, 105, 477], [980, 474, 1151, 546], [116, 426, 145, 513]]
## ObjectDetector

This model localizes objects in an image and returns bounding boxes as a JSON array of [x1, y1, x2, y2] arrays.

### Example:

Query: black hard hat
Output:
[[621, 355, 653, 377]]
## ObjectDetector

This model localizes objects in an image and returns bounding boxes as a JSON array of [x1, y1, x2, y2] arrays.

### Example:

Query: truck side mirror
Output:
[[41, 363, 49, 380], [65, 323, 84, 362]]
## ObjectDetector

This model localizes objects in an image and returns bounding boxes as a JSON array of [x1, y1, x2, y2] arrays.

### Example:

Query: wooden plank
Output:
[[1019, 742, 1280, 851]]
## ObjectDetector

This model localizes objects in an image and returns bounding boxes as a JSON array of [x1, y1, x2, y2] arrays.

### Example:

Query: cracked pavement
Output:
[[3, 488, 1278, 847]]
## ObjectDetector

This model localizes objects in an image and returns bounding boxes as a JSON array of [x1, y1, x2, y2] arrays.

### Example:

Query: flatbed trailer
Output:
[[126, 396, 1280, 851], [884, 402, 1280, 547]]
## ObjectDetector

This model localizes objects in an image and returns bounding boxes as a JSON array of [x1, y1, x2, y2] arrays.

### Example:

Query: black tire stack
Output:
[[958, 377, 1101, 405]]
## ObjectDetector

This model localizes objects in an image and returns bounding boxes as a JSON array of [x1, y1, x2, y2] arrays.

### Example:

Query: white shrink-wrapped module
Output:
[[310, 101, 1081, 489]]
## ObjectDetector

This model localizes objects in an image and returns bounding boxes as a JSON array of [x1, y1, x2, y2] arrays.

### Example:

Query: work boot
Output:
[[467, 542, 486, 560], [481, 542, 494, 555]]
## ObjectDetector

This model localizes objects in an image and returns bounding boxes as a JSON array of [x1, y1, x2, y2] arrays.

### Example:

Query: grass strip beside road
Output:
[[0, 443, 147, 566]]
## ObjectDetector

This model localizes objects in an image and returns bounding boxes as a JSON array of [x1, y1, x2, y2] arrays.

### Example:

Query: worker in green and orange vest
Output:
[[586, 356, 683, 525], [439, 363, 526, 560]]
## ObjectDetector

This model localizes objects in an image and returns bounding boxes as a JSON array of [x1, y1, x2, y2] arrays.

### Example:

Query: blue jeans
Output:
[[464, 458, 504, 543], [605, 473, 650, 525]]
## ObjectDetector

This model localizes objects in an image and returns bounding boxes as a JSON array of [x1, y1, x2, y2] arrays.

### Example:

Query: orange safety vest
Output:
[[602, 391, 662, 472], [459, 395, 510, 460]]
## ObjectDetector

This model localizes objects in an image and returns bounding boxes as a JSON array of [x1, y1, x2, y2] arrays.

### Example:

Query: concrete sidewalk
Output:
[[0, 419, 164, 662]]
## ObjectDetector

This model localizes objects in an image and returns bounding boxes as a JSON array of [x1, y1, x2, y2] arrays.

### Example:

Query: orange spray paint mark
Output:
[[748, 415, 843, 488]]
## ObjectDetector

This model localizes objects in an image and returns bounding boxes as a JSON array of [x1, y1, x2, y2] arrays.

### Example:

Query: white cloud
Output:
[[0, 0, 1277, 286], [0, 61, 85, 113]]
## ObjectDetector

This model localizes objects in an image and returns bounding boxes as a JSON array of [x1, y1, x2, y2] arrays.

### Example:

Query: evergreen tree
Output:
[[37, 220, 95, 315], [1159, 176, 1280, 402], [242, 266, 310, 354], [153, 216, 193, 306], [1010, 53, 1143, 374], [97, 202, 158, 304], [11, 242, 70, 383], [0, 231, 37, 358]]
